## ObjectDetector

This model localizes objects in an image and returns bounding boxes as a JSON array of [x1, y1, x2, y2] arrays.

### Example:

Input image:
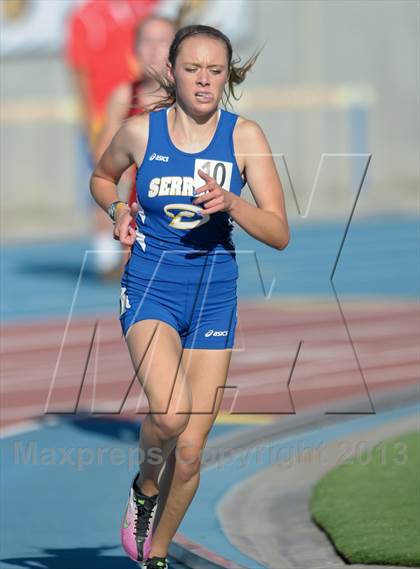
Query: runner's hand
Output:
[[114, 202, 138, 245], [192, 169, 237, 214]]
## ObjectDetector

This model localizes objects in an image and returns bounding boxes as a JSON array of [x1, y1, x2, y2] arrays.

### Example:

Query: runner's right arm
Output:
[[90, 114, 148, 244]]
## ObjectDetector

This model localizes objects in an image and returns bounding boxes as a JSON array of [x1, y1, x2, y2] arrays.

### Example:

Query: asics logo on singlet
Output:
[[149, 152, 169, 162], [205, 329, 228, 337]]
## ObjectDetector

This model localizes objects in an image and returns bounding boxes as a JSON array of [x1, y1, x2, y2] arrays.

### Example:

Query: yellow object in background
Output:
[[2, 0, 28, 21]]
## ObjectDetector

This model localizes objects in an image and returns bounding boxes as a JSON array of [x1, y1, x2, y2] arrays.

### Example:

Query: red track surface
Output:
[[1, 300, 418, 433]]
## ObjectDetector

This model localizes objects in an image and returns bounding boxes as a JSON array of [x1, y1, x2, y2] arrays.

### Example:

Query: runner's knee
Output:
[[174, 437, 205, 482], [150, 412, 189, 440]]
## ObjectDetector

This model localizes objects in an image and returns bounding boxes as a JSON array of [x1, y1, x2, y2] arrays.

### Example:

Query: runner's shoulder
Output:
[[120, 112, 149, 137], [235, 115, 264, 137], [118, 112, 149, 148], [233, 115, 267, 150]]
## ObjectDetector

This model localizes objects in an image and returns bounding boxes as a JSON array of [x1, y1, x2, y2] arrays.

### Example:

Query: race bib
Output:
[[193, 159, 233, 192]]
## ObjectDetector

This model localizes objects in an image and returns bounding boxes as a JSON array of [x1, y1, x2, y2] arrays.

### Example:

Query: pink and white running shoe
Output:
[[121, 472, 158, 562]]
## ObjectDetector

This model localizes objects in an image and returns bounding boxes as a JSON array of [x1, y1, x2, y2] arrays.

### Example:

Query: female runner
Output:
[[90, 24, 290, 569]]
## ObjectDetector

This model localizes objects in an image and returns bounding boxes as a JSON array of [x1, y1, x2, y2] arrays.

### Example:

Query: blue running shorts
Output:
[[119, 257, 238, 349]]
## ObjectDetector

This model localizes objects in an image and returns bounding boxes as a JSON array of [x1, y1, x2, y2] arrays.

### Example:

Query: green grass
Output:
[[310, 430, 420, 567]]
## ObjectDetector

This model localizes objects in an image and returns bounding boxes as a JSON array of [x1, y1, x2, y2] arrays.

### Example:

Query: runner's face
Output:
[[170, 36, 229, 114], [137, 20, 174, 75]]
